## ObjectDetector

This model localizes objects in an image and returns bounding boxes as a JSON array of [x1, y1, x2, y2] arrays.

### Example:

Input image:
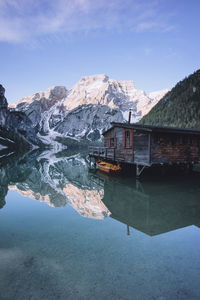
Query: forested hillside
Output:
[[140, 70, 200, 128]]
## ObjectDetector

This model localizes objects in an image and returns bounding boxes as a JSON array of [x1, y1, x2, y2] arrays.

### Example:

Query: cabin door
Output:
[[133, 132, 150, 165]]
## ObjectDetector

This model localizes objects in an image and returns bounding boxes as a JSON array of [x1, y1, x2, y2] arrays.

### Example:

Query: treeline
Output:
[[140, 69, 200, 128]]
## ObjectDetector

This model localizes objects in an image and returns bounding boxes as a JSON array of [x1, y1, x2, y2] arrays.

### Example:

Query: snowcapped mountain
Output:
[[9, 75, 169, 144], [63, 74, 168, 120]]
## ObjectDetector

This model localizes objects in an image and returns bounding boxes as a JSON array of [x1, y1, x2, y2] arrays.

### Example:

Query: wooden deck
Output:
[[88, 146, 151, 166]]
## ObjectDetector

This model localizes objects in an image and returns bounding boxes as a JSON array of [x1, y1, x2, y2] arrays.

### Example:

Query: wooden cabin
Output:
[[89, 122, 200, 176]]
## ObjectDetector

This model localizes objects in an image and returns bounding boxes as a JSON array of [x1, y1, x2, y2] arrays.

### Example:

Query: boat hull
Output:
[[97, 161, 121, 175]]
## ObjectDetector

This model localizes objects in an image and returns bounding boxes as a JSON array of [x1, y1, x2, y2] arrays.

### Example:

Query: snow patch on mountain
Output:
[[8, 75, 169, 143], [149, 89, 169, 102]]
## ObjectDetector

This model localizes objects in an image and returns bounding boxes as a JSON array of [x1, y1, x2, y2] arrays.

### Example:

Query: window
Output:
[[104, 138, 109, 147], [125, 131, 130, 147], [108, 137, 116, 148], [179, 136, 183, 145], [123, 130, 132, 148], [194, 138, 199, 146], [110, 138, 115, 147]]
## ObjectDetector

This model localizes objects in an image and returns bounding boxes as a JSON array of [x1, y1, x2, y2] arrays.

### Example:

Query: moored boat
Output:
[[97, 161, 121, 175]]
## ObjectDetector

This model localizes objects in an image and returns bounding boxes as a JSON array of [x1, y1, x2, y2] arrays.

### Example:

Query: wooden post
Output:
[[127, 225, 130, 236], [98, 148, 100, 160], [148, 133, 151, 165], [136, 164, 140, 179], [136, 164, 146, 179], [136, 178, 140, 190]]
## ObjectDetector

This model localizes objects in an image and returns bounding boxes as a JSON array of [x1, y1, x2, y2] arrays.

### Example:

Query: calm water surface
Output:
[[0, 150, 200, 300]]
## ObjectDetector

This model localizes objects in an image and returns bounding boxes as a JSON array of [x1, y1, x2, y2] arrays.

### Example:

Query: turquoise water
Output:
[[0, 150, 200, 299]]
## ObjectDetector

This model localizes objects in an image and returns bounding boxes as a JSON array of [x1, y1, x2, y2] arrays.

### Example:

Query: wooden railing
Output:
[[88, 146, 115, 160], [88, 146, 107, 157]]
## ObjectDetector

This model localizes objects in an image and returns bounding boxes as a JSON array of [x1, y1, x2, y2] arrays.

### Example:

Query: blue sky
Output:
[[0, 0, 200, 103]]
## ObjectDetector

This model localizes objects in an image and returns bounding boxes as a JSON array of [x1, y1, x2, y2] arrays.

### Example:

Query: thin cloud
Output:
[[0, 0, 175, 43]]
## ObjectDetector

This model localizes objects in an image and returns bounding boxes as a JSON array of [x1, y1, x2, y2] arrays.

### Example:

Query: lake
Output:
[[0, 150, 200, 300]]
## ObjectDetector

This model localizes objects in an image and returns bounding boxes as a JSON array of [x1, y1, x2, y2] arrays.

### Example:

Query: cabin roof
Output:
[[102, 122, 200, 136]]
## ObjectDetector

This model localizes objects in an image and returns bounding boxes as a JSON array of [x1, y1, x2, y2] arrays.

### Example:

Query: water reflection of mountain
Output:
[[95, 175, 200, 236], [0, 150, 110, 219], [1, 150, 200, 236]]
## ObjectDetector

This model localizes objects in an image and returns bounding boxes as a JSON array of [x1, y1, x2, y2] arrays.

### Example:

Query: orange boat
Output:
[[97, 161, 121, 175]]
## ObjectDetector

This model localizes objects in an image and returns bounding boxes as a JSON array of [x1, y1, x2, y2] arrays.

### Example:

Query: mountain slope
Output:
[[55, 104, 124, 140], [140, 70, 200, 128], [9, 75, 168, 143]]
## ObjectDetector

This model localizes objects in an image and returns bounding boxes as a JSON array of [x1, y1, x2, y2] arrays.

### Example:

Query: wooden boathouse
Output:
[[89, 122, 200, 177]]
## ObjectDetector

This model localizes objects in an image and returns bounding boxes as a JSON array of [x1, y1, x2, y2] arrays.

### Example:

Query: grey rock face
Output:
[[6, 111, 41, 145], [0, 85, 8, 109], [0, 85, 8, 127], [0, 84, 41, 146], [55, 104, 124, 141], [13, 86, 68, 129]]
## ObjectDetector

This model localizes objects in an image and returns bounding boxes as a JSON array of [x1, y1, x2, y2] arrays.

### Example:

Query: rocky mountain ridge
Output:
[[9, 74, 168, 144], [63, 74, 168, 119]]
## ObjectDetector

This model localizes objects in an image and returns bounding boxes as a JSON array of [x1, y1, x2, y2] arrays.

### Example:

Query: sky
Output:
[[0, 0, 200, 103]]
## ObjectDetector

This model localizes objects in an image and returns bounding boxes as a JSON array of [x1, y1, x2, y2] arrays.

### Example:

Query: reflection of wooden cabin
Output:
[[89, 122, 200, 177], [92, 175, 200, 236]]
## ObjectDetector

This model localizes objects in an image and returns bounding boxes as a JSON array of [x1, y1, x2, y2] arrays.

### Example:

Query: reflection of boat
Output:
[[97, 161, 121, 174]]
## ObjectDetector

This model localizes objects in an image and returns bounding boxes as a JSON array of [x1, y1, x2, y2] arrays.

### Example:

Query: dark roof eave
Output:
[[102, 122, 200, 136]]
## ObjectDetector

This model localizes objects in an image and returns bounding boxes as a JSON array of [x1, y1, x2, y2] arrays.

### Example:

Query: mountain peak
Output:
[[9, 86, 67, 109], [80, 74, 109, 83], [63, 74, 163, 114]]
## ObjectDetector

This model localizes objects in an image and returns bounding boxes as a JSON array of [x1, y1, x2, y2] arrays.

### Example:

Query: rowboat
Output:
[[97, 161, 121, 175]]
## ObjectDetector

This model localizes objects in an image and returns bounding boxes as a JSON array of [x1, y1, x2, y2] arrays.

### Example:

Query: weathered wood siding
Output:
[[151, 133, 200, 164], [100, 124, 200, 167], [104, 127, 134, 163], [133, 132, 150, 165]]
